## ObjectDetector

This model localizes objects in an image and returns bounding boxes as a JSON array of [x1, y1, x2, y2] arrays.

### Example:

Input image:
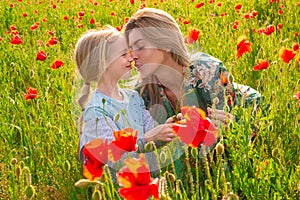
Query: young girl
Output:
[[74, 27, 177, 173]]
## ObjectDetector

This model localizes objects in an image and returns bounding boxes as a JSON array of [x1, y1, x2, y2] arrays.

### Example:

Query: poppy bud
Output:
[[11, 158, 18, 165], [25, 185, 36, 200], [215, 143, 224, 155]]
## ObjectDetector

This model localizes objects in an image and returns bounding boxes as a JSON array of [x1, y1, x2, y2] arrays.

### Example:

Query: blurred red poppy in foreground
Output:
[[51, 60, 64, 69], [109, 128, 138, 162], [253, 59, 269, 71], [279, 47, 296, 64], [82, 138, 108, 181], [117, 154, 159, 200], [294, 91, 300, 101], [185, 27, 201, 44], [173, 106, 218, 148], [10, 35, 23, 45], [24, 87, 37, 100], [36, 51, 47, 61], [236, 35, 252, 60]]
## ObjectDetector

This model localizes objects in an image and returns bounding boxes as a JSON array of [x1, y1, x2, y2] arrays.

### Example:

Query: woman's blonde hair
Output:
[[74, 28, 121, 140]]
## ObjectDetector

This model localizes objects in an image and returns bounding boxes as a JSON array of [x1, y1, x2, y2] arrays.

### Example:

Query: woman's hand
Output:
[[207, 107, 234, 127], [144, 123, 177, 142]]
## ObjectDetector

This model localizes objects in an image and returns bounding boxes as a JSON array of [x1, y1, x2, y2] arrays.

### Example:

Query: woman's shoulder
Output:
[[189, 52, 225, 69]]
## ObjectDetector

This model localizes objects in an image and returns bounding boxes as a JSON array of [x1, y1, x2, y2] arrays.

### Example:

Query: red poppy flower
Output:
[[292, 43, 299, 51], [48, 30, 54, 35], [182, 18, 190, 25], [130, 0, 134, 4], [279, 47, 296, 64], [277, 23, 283, 32], [173, 106, 218, 148], [236, 35, 252, 60], [185, 27, 201, 44], [262, 25, 275, 36], [63, 16, 68, 20], [82, 138, 108, 181], [24, 87, 38, 100], [30, 22, 39, 31], [109, 128, 138, 162], [36, 51, 47, 61], [234, 4, 242, 11], [10, 35, 23, 45], [78, 11, 84, 17], [195, 2, 204, 8], [294, 91, 300, 100], [46, 37, 58, 46], [117, 154, 159, 200], [253, 59, 269, 71], [51, 60, 64, 69], [89, 18, 95, 24], [22, 12, 27, 17], [220, 72, 229, 85], [10, 25, 17, 31]]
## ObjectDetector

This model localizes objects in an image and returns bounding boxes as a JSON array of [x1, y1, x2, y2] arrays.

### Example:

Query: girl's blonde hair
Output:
[[74, 28, 121, 139]]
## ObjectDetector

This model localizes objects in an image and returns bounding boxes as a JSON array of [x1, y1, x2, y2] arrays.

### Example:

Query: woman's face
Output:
[[128, 29, 167, 78]]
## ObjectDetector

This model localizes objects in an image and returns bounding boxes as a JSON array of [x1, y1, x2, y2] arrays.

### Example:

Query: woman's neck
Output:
[[155, 57, 185, 100], [97, 78, 123, 100]]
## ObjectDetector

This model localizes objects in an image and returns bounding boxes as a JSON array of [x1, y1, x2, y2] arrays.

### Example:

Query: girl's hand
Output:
[[144, 123, 177, 142]]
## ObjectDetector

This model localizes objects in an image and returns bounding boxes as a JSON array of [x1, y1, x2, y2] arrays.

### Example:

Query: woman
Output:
[[124, 8, 261, 125]]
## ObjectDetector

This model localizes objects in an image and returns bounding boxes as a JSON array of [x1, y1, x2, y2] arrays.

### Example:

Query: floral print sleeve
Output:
[[185, 52, 262, 111]]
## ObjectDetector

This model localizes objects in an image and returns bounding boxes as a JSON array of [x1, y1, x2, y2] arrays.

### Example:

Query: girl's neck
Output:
[[97, 79, 123, 100]]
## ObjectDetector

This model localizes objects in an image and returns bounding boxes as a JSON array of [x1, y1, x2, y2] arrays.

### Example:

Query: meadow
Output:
[[0, 0, 299, 199]]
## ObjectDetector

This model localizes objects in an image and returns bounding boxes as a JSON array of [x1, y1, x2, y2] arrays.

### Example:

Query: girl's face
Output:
[[105, 36, 133, 80], [128, 29, 167, 79]]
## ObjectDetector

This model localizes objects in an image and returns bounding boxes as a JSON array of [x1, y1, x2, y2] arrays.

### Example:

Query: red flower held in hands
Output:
[[51, 60, 64, 69], [173, 106, 218, 148], [279, 47, 296, 64], [24, 87, 37, 100], [253, 59, 269, 71], [109, 128, 138, 162], [185, 27, 201, 44], [36, 51, 47, 61], [82, 138, 109, 181], [236, 35, 252, 60], [117, 154, 159, 200], [10, 35, 23, 45]]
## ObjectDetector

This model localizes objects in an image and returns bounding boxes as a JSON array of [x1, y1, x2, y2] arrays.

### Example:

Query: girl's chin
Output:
[[120, 71, 131, 80]]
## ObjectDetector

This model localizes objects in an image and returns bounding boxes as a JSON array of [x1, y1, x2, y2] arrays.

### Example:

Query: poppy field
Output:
[[1, 0, 299, 199]]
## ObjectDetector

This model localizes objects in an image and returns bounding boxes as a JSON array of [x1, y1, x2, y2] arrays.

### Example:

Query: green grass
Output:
[[0, 0, 299, 199]]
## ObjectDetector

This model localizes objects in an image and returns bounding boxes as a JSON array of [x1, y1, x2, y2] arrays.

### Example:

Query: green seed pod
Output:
[[74, 179, 91, 188], [64, 161, 71, 172], [114, 113, 120, 123], [191, 147, 198, 159], [215, 143, 224, 155], [167, 172, 176, 183], [10, 158, 18, 165], [144, 141, 154, 152], [272, 148, 279, 158], [25, 185, 36, 200], [15, 166, 21, 178]]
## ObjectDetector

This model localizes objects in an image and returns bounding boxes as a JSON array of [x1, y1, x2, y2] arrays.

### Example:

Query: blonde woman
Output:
[[124, 8, 261, 125], [74, 28, 177, 174]]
